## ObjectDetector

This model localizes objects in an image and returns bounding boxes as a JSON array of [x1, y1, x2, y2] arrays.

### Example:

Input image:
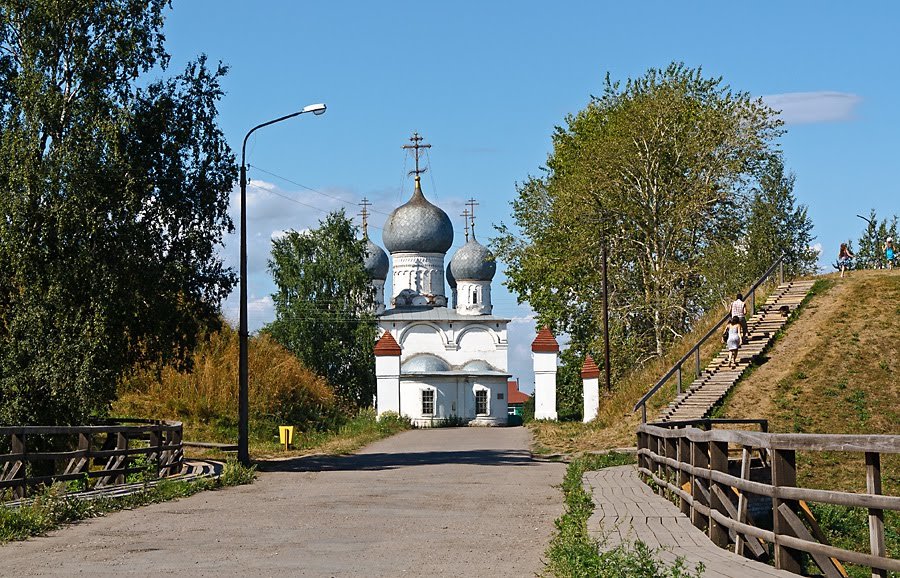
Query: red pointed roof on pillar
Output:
[[531, 326, 560, 353], [374, 331, 402, 356], [581, 354, 600, 379]]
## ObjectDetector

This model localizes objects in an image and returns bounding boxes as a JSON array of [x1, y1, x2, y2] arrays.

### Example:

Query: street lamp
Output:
[[238, 103, 326, 466], [856, 214, 875, 270]]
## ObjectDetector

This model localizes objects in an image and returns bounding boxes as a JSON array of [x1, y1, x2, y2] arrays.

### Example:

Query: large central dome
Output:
[[382, 177, 453, 254]]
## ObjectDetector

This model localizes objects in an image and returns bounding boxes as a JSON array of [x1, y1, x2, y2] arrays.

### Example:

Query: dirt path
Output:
[[1, 427, 564, 577]]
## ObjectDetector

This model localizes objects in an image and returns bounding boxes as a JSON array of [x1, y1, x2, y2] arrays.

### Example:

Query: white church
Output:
[[364, 133, 511, 427]]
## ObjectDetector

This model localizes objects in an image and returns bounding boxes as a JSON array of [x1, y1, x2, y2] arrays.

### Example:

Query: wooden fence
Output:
[[0, 419, 183, 499], [637, 418, 900, 577]]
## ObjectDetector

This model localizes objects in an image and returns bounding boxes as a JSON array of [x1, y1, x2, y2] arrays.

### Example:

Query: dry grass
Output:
[[114, 326, 340, 447], [529, 281, 784, 455], [719, 270, 900, 494]]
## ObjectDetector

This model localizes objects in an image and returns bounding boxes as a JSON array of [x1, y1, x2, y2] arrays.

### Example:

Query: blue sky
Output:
[[163, 1, 899, 391]]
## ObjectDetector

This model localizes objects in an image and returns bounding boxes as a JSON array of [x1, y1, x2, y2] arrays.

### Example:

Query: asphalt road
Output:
[[2, 427, 565, 577]]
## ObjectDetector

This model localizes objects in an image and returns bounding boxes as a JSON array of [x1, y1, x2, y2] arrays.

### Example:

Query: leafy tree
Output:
[[0, 1, 236, 425], [495, 63, 784, 375], [266, 211, 377, 407]]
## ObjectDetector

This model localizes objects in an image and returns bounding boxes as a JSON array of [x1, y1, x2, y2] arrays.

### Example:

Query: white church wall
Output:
[[397, 375, 508, 427], [398, 323, 447, 356]]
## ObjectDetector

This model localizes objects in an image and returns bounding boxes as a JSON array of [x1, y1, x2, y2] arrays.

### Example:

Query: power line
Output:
[[249, 165, 393, 216]]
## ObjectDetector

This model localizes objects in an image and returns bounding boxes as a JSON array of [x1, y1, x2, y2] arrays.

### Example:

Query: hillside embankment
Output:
[[719, 271, 899, 493]]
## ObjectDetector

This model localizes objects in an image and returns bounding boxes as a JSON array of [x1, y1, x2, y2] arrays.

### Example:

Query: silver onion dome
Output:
[[382, 178, 453, 254], [363, 238, 389, 280], [449, 238, 496, 281]]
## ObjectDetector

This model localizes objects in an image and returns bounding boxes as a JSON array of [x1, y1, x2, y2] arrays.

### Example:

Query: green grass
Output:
[[810, 503, 900, 578], [545, 453, 704, 577], [0, 459, 256, 543]]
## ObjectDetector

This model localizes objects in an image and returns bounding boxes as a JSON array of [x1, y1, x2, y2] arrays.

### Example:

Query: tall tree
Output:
[[266, 211, 377, 407], [0, 1, 236, 425], [495, 63, 784, 386], [744, 155, 818, 280]]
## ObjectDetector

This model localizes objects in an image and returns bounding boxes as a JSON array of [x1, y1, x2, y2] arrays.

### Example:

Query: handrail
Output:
[[633, 255, 785, 421], [636, 420, 900, 574]]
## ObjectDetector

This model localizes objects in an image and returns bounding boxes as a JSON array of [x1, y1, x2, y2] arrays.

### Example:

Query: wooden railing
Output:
[[0, 419, 183, 499], [637, 419, 900, 577], [633, 256, 785, 422]]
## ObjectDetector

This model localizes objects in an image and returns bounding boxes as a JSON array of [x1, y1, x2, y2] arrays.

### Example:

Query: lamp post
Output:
[[856, 214, 875, 270], [238, 103, 326, 466]]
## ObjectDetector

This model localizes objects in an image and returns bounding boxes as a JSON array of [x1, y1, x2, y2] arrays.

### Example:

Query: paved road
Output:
[[2, 427, 565, 577]]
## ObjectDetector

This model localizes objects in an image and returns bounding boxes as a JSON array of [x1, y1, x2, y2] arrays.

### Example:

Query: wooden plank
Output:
[[777, 503, 844, 578], [772, 448, 803, 573]]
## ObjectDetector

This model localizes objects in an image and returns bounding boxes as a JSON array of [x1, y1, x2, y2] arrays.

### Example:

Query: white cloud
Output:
[[761, 91, 861, 125]]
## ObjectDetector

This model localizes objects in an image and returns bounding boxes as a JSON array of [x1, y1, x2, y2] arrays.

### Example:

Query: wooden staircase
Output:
[[657, 279, 816, 422]]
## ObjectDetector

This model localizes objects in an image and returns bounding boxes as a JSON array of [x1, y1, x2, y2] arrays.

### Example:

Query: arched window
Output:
[[472, 288, 478, 304]]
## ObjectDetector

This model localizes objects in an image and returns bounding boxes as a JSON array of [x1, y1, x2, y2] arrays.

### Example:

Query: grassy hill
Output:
[[718, 271, 900, 493]]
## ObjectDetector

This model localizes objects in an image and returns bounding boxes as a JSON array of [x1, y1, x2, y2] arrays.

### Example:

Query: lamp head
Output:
[[302, 103, 327, 115]]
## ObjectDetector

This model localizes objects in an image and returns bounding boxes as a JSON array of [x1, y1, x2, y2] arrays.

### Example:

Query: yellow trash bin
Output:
[[278, 426, 295, 450]]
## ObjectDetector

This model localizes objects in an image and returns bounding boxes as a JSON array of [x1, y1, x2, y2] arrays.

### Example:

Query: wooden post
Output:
[[772, 448, 803, 573], [636, 431, 648, 479], [10, 433, 25, 499], [734, 446, 751, 556], [690, 440, 709, 530], [677, 366, 682, 395], [695, 348, 701, 378], [866, 452, 887, 578], [115, 432, 127, 485], [148, 428, 162, 479], [677, 437, 691, 516], [708, 440, 730, 547], [665, 436, 678, 501], [655, 436, 666, 496]]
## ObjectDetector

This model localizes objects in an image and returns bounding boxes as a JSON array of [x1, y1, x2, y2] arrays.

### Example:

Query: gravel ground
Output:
[[1, 427, 565, 577]]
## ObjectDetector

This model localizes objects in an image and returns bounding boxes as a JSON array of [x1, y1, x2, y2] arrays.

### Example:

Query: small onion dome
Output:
[[363, 238, 389, 280], [462, 359, 497, 372], [449, 238, 496, 281], [382, 178, 453, 254], [446, 261, 456, 289]]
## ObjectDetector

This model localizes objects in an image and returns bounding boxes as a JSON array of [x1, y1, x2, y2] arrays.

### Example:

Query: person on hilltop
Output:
[[730, 293, 748, 344], [724, 316, 743, 369], [885, 237, 895, 271], [838, 243, 854, 278]]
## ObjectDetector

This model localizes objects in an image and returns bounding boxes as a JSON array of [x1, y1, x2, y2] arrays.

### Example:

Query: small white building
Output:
[[369, 134, 509, 427]]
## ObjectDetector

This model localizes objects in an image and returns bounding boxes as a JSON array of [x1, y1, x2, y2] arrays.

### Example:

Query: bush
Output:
[[116, 326, 342, 442]]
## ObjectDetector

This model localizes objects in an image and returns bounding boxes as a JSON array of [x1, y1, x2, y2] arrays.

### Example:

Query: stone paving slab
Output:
[[585, 465, 797, 578]]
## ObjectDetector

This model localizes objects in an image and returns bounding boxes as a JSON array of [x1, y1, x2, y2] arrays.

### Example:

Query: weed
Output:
[[846, 389, 870, 424], [811, 503, 899, 578]]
